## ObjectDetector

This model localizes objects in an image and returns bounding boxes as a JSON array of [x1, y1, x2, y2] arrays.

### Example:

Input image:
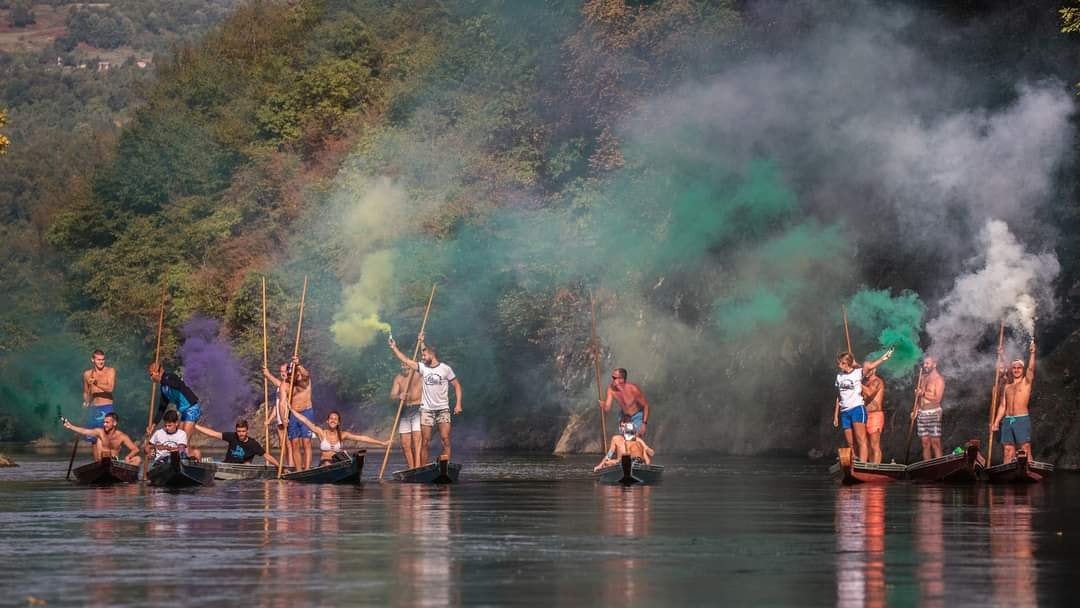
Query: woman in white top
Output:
[[289, 409, 388, 466]]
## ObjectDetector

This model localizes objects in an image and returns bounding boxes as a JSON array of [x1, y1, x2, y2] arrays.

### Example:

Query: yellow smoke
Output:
[[331, 250, 395, 348]]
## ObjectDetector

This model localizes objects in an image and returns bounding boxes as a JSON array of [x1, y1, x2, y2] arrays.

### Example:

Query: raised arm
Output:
[[452, 378, 463, 415], [289, 408, 324, 439], [62, 418, 99, 438], [341, 431, 390, 447], [388, 337, 419, 370], [861, 348, 895, 373], [1026, 340, 1036, 382], [194, 423, 223, 441], [263, 366, 282, 387]]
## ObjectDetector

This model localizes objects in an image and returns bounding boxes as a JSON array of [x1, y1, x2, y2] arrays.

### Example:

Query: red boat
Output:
[[906, 440, 984, 484], [829, 448, 907, 485], [985, 451, 1055, 484]]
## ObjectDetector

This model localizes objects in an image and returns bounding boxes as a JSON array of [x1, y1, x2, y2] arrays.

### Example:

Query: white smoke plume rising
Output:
[[926, 219, 1059, 379]]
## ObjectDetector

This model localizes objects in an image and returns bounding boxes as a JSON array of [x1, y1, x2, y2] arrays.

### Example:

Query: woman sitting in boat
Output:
[[288, 409, 389, 466], [593, 422, 655, 471]]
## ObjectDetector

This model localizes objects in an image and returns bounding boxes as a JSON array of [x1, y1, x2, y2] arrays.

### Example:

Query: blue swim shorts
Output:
[[621, 410, 645, 433], [287, 408, 315, 440], [179, 404, 202, 423], [840, 405, 868, 430], [84, 403, 114, 443], [999, 415, 1031, 446]]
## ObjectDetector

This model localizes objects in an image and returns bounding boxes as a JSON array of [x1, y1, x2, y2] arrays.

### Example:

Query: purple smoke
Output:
[[179, 317, 257, 428]]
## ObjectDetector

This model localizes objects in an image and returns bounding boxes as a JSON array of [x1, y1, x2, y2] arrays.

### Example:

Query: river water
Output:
[[1, 451, 1077, 607]]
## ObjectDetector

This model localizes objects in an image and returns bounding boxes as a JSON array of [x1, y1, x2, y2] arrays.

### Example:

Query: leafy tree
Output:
[[7, 0, 34, 28]]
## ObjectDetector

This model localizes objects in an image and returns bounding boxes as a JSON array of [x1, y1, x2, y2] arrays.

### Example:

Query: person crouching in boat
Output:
[[288, 409, 388, 466], [194, 419, 279, 467], [993, 340, 1037, 463], [147, 362, 203, 459], [594, 422, 655, 472], [862, 367, 886, 464], [833, 348, 893, 463], [62, 412, 141, 465], [147, 410, 191, 462]]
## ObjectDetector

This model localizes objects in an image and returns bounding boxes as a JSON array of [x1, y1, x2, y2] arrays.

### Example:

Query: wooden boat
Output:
[[829, 447, 907, 486], [282, 450, 365, 484], [595, 454, 664, 485], [148, 452, 216, 488], [72, 457, 139, 485], [392, 457, 461, 484], [207, 460, 279, 481], [985, 451, 1055, 484], [906, 440, 984, 484]]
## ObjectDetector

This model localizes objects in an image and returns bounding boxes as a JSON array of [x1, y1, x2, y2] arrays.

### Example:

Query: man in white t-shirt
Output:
[[147, 409, 192, 462], [832, 348, 893, 462], [389, 331, 463, 465]]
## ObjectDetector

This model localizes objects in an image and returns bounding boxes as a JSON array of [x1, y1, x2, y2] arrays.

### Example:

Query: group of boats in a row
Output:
[[71, 450, 463, 488], [828, 441, 1055, 486], [70, 452, 662, 487]]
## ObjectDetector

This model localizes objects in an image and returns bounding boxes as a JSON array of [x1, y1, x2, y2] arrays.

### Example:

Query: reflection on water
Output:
[[1, 454, 1076, 607]]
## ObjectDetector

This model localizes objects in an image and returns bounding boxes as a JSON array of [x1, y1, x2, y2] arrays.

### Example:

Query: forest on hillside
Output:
[[3, 0, 1080, 464]]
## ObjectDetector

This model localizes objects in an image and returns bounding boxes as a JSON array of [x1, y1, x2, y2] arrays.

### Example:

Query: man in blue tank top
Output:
[[148, 362, 203, 459]]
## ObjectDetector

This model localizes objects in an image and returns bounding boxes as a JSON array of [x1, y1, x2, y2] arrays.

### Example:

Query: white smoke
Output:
[[926, 219, 1059, 376]]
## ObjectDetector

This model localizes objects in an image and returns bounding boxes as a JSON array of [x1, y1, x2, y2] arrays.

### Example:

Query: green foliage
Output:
[[7, 0, 34, 28]]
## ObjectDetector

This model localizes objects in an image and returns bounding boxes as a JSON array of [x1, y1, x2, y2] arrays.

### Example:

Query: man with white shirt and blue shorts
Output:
[[832, 348, 893, 462], [388, 331, 463, 465]]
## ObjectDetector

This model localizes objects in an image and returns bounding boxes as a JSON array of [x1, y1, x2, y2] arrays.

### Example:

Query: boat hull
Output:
[[596, 455, 664, 485], [986, 452, 1054, 484], [282, 450, 365, 484], [907, 441, 984, 484], [148, 452, 216, 487], [73, 458, 139, 485], [210, 461, 280, 481], [392, 458, 461, 484], [830, 448, 906, 485]]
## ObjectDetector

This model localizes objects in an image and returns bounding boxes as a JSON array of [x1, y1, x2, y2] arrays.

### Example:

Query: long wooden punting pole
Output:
[[277, 276, 308, 479], [842, 304, 853, 354], [262, 277, 270, 450], [142, 278, 167, 480], [590, 290, 607, 452], [986, 319, 1006, 466], [903, 366, 925, 465], [378, 284, 437, 480]]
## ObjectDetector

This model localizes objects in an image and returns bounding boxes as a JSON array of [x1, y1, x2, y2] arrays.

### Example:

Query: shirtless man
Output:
[[390, 363, 424, 468], [600, 368, 651, 437], [862, 367, 886, 464], [262, 356, 315, 471], [913, 356, 945, 461], [81, 350, 116, 448], [833, 349, 893, 462], [593, 422, 655, 471], [388, 332, 462, 465], [61, 412, 141, 465], [147, 363, 203, 460], [262, 363, 294, 469], [993, 340, 1037, 463]]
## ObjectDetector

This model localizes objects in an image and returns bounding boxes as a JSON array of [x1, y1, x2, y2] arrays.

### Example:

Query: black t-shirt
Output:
[[222, 432, 265, 463]]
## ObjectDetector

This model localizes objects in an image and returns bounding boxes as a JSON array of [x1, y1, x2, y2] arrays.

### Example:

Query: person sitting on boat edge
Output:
[[194, 419, 279, 466], [833, 348, 893, 463], [594, 422, 655, 472], [147, 410, 195, 462], [147, 362, 202, 449], [600, 368, 651, 437], [288, 409, 388, 466], [993, 339, 1037, 463], [61, 412, 141, 465]]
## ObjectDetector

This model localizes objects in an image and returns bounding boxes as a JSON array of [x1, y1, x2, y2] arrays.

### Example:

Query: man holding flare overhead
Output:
[[833, 347, 894, 462], [388, 331, 462, 465]]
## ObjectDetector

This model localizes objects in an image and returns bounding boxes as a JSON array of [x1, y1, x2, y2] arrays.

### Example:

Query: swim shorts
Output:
[[420, 408, 451, 427], [179, 404, 202, 423], [840, 405, 867, 430], [917, 408, 942, 438], [84, 403, 114, 443], [287, 408, 315, 439], [866, 410, 885, 434], [398, 407, 422, 434], [999, 414, 1031, 445]]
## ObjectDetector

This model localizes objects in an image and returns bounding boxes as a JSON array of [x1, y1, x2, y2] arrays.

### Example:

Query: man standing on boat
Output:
[[993, 340, 1037, 463], [81, 350, 116, 448], [913, 356, 945, 461], [388, 331, 462, 465], [262, 363, 296, 469], [862, 367, 886, 464], [194, 419, 279, 466], [62, 412, 141, 465], [600, 368, 651, 437], [833, 349, 893, 462], [390, 362, 424, 468], [147, 362, 203, 459]]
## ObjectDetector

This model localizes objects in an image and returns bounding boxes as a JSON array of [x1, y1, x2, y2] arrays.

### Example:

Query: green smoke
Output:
[[713, 287, 788, 336], [846, 288, 925, 377]]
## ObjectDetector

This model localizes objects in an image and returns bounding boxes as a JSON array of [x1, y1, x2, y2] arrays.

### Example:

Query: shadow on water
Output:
[[1, 453, 1079, 606]]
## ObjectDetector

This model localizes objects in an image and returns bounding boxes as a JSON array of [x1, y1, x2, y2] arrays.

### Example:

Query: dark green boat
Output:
[[148, 452, 216, 488], [596, 454, 663, 486], [392, 458, 461, 484], [282, 450, 365, 484], [73, 457, 139, 485]]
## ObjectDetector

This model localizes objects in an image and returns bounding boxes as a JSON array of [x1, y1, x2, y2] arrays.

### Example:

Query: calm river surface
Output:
[[1, 451, 1078, 607]]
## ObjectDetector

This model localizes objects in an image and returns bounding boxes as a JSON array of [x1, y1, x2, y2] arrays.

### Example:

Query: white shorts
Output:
[[398, 407, 422, 434]]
